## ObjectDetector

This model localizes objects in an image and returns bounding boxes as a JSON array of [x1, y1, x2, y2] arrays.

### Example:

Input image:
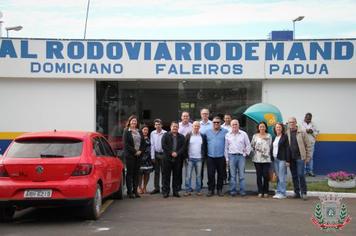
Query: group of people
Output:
[[122, 109, 318, 201]]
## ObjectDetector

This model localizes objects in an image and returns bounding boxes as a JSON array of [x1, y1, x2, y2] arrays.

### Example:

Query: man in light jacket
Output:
[[301, 113, 319, 177], [286, 117, 312, 200]]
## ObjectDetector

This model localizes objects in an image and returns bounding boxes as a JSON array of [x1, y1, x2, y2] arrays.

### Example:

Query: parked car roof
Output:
[[14, 130, 99, 140]]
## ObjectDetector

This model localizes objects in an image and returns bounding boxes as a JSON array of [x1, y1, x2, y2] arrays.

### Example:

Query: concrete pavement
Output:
[[1, 170, 355, 236], [2, 191, 355, 236]]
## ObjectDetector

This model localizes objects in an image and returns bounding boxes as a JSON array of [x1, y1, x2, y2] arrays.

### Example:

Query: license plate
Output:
[[24, 189, 52, 198]]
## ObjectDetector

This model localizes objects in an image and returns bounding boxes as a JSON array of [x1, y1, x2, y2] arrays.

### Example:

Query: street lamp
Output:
[[293, 16, 304, 40], [6, 25, 23, 37], [83, 0, 91, 39]]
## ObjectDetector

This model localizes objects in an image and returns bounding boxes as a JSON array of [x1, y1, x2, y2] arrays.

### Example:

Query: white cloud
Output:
[[80, 1, 356, 27]]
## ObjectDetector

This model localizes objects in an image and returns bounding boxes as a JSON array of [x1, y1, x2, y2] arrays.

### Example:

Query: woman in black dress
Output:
[[138, 125, 153, 194]]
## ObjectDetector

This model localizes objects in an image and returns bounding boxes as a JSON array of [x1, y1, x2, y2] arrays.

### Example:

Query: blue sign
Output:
[[0, 39, 355, 79]]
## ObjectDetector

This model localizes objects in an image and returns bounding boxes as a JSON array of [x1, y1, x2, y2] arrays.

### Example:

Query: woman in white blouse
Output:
[[251, 121, 272, 198], [271, 123, 290, 199]]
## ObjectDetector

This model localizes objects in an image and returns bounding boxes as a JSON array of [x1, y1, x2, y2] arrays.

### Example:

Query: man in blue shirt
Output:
[[199, 108, 213, 188], [205, 116, 228, 197]]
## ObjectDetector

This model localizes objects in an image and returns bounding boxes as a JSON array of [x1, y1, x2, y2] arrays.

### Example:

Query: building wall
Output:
[[1, 77, 355, 174], [0, 78, 96, 153], [263, 79, 356, 174], [262, 79, 356, 132]]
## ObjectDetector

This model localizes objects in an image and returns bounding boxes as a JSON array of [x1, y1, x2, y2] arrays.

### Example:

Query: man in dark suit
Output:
[[161, 121, 186, 198]]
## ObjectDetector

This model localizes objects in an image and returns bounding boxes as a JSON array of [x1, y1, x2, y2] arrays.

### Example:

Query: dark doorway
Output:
[[96, 80, 261, 154]]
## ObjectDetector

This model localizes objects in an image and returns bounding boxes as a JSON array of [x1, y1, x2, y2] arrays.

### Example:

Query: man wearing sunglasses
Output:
[[205, 116, 228, 197]]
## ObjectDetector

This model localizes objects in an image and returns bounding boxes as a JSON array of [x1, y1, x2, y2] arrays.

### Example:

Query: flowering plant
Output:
[[327, 171, 355, 182]]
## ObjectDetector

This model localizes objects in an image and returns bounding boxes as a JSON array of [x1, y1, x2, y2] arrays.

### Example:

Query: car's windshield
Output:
[[6, 138, 83, 158]]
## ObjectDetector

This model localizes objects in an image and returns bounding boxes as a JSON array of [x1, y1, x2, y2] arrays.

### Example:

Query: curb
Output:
[[286, 190, 356, 198]]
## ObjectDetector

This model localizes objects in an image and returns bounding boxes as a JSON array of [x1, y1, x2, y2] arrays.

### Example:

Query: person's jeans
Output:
[[185, 158, 202, 192], [274, 159, 287, 196], [201, 158, 205, 187], [290, 159, 307, 196], [305, 142, 315, 174], [229, 154, 246, 195]]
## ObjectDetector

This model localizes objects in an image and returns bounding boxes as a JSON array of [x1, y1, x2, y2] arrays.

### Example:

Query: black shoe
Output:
[[293, 193, 301, 199], [128, 193, 135, 199], [134, 193, 141, 198], [217, 190, 224, 197], [173, 192, 181, 198], [207, 191, 214, 197], [150, 189, 160, 194], [306, 172, 316, 177], [163, 193, 169, 198]]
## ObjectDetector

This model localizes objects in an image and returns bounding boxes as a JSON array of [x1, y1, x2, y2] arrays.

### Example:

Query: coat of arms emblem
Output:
[[311, 195, 352, 231]]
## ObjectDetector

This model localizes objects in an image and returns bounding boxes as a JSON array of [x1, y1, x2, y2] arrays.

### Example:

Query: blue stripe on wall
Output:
[[1, 138, 355, 175], [314, 142, 356, 175], [0, 140, 12, 155]]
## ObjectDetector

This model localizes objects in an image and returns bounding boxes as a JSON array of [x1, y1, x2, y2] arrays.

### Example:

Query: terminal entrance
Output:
[[96, 80, 262, 157]]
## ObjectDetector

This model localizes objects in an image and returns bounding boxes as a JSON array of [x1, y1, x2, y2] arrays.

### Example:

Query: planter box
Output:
[[328, 179, 356, 188]]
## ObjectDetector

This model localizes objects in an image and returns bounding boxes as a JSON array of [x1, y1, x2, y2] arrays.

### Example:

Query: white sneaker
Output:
[[273, 194, 286, 199]]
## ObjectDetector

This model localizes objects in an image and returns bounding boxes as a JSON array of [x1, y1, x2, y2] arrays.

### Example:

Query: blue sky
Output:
[[0, 0, 355, 39]]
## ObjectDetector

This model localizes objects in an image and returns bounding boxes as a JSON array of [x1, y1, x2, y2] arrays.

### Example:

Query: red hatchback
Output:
[[0, 130, 124, 221]]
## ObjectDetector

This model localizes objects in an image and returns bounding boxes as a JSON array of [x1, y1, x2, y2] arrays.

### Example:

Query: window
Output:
[[92, 137, 105, 156], [92, 136, 115, 157], [96, 80, 262, 150], [100, 137, 116, 157], [6, 138, 83, 158]]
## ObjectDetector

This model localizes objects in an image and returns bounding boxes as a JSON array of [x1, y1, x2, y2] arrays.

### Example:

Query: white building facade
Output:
[[1, 38, 355, 174]]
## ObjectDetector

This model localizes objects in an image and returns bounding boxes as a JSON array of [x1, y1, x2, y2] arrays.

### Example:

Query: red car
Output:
[[0, 130, 124, 221]]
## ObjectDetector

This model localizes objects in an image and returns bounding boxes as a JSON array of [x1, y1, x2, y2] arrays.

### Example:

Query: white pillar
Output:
[[0, 11, 3, 37], [0, 21, 3, 37]]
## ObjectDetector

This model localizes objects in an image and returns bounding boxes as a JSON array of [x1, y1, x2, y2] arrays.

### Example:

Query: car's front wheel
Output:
[[83, 184, 102, 220], [0, 206, 15, 222]]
